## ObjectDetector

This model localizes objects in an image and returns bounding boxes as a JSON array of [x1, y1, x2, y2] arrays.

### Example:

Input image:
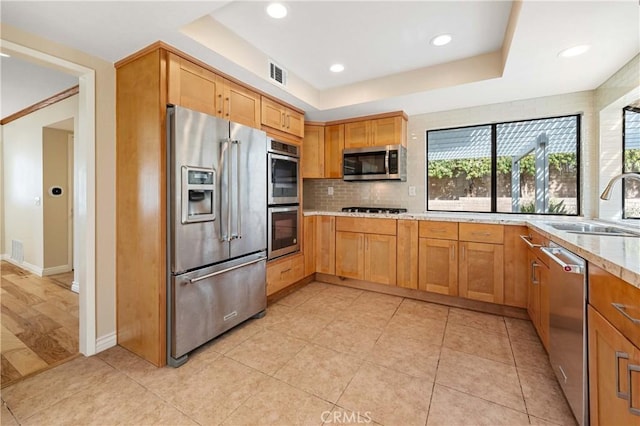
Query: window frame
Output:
[[623, 106, 640, 220], [425, 113, 582, 216]]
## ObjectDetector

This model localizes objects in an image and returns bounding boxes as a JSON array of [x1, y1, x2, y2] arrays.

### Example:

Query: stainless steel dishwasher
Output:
[[541, 242, 588, 426]]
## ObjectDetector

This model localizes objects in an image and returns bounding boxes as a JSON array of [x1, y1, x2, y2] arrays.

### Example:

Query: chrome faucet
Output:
[[600, 172, 640, 200]]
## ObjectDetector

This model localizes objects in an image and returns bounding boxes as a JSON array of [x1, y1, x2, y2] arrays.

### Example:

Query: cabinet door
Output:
[[418, 238, 458, 296], [167, 53, 220, 117], [224, 81, 260, 129], [344, 121, 370, 148], [371, 116, 404, 146], [302, 125, 325, 178], [588, 306, 640, 426], [365, 234, 397, 286], [336, 231, 365, 280], [503, 226, 528, 308], [459, 242, 504, 303], [261, 96, 285, 130], [303, 215, 316, 276], [397, 220, 418, 289], [324, 124, 344, 178], [315, 216, 335, 274], [538, 259, 550, 350], [286, 110, 305, 138]]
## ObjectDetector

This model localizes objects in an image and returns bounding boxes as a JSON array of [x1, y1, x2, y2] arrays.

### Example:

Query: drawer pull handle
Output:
[[189, 256, 266, 283], [430, 228, 446, 233], [531, 261, 539, 285], [617, 351, 630, 399], [471, 231, 491, 236], [612, 303, 640, 325], [628, 363, 640, 416], [520, 234, 541, 249], [280, 268, 292, 274]]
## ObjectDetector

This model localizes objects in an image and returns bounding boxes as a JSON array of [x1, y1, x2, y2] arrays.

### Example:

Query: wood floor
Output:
[[1, 261, 79, 389]]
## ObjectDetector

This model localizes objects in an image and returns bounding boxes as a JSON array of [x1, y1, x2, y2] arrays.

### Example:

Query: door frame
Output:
[[2, 39, 97, 356]]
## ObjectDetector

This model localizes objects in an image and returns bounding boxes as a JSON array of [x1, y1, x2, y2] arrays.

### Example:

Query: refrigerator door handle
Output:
[[235, 140, 242, 240], [219, 139, 230, 242]]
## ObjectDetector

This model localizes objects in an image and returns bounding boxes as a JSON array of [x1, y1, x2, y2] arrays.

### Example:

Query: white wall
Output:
[[43, 127, 72, 271], [595, 54, 640, 221], [2, 95, 78, 273]]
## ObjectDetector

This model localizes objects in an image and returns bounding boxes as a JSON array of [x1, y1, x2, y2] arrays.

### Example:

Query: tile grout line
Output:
[[424, 305, 450, 426], [504, 317, 534, 424]]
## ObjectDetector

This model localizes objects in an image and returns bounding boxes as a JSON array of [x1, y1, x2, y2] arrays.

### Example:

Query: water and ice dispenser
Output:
[[181, 166, 215, 223]]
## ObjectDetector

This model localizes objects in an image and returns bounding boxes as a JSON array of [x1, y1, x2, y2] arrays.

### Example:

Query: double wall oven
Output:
[[267, 139, 300, 259]]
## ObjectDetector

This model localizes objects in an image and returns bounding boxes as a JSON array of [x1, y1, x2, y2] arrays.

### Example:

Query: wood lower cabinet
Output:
[[503, 226, 528, 308], [335, 217, 397, 286], [303, 215, 316, 276], [396, 220, 418, 289], [324, 124, 344, 178], [588, 306, 640, 425], [419, 238, 458, 295], [302, 125, 325, 178], [261, 96, 304, 138], [335, 231, 396, 286], [167, 52, 260, 128], [266, 253, 305, 296], [459, 241, 504, 303], [315, 216, 335, 274]]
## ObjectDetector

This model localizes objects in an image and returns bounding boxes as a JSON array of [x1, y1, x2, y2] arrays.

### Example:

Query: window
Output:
[[427, 115, 580, 215], [624, 106, 640, 219]]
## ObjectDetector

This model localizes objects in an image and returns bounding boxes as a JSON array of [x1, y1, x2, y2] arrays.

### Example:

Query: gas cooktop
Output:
[[341, 207, 408, 214]]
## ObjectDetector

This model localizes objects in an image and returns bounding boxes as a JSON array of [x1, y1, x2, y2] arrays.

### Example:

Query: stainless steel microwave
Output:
[[343, 144, 407, 181]]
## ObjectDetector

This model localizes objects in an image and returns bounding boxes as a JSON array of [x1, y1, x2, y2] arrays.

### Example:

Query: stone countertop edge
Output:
[[303, 210, 640, 288]]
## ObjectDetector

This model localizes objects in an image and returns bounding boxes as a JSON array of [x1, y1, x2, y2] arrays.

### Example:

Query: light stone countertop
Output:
[[303, 210, 640, 288]]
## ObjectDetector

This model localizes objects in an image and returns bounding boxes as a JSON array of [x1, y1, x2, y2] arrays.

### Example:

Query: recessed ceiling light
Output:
[[266, 3, 287, 19], [431, 34, 452, 47], [558, 44, 590, 58], [330, 63, 345, 73], [0, 52, 10, 58]]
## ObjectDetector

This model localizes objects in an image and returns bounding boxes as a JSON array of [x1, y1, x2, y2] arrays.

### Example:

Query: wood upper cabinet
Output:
[[302, 125, 325, 178], [588, 306, 640, 426], [344, 121, 371, 148], [167, 52, 220, 116], [315, 216, 335, 274], [343, 114, 407, 148], [167, 53, 260, 128], [459, 241, 504, 304], [303, 215, 316, 277], [261, 96, 304, 138], [324, 124, 344, 178], [396, 220, 418, 289]]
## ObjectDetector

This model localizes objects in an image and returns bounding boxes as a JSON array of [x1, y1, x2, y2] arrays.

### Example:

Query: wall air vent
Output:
[[11, 240, 24, 263], [269, 60, 287, 87]]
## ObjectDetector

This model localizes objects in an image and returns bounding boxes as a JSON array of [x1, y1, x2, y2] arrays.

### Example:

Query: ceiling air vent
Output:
[[269, 60, 287, 87]]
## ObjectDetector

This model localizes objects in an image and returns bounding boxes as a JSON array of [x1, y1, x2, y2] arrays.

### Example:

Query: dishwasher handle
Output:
[[540, 246, 584, 274]]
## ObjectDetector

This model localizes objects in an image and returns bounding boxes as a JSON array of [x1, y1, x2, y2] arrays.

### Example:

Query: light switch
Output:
[[408, 186, 416, 196], [35, 196, 41, 206]]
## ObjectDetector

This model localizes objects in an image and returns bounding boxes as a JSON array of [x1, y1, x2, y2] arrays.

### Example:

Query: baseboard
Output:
[[2, 257, 43, 276], [0, 254, 8, 261], [71, 281, 79, 294], [42, 265, 72, 276], [95, 332, 117, 353]]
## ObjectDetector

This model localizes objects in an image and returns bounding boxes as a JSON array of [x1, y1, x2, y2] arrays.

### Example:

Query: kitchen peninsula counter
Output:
[[303, 210, 640, 287]]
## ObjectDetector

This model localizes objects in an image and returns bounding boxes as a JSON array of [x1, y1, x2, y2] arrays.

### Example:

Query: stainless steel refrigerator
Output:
[[167, 105, 267, 367]]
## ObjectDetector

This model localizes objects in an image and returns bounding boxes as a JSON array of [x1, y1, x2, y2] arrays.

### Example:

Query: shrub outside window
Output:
[[624, 106, 640, 219], [427, 115, 580, 215]]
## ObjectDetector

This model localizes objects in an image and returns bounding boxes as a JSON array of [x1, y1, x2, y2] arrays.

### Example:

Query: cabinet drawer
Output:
[[418, 221, 458, 240], [459, 223, 504, 244], [336, 217, 396, 235], [589, 264, 640, 349], [266, 254, 304, 295]]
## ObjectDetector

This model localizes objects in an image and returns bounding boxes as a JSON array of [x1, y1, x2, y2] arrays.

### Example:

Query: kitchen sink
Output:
[[546, 222, 640, 237]]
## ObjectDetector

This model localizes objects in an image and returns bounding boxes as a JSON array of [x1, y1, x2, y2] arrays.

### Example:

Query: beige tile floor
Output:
[[0, 282, 577, 426]]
